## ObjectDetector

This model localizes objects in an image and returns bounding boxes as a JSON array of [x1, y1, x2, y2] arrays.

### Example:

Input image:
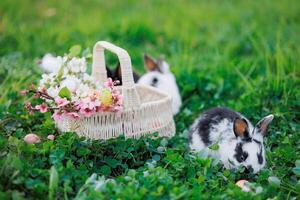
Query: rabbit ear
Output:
[[233, 118, 249, 138], [255, 114, 274, 136], [157, 56, 170, 74], [105, 65, 113, 79], [144, 54, 158, 71], [115, 62, 122, 80]]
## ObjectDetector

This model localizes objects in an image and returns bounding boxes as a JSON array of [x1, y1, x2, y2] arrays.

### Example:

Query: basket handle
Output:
[[92, 41, 140, 109]]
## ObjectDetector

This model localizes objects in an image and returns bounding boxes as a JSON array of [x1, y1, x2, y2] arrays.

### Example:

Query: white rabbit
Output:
[[189, 107, 274, 173], [138, 54, 182, 115]]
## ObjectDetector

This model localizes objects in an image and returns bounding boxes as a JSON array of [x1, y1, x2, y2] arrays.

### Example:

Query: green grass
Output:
[[0, 0, 300, 199]]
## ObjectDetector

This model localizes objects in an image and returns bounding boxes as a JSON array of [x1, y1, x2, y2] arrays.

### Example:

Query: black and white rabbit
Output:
[[138, 54, 182, 115], [189, 107, 274, 173]]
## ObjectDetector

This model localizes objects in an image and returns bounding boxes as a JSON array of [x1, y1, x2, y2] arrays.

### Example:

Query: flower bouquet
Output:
[[23, 54, 123, 122]]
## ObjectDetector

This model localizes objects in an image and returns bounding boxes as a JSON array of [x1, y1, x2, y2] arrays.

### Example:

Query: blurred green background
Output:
[[0, 0, 300, 199], [1, 0, 299, 65], [1, 0, 299, 111]]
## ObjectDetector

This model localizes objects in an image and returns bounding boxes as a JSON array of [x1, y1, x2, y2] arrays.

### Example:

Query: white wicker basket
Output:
[[56, 41, 175, 140]]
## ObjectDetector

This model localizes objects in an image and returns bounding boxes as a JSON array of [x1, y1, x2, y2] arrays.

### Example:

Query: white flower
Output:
[[39, 54, 63, 73], [62, 67, 71, 78], [143, 171, 149, 177], [95, 82, 103, 90], [39, 73, 56, 89], [48, 72, 56, 81], [83, 73, 95, 82], [67, 57, 87, 73], [71, 95, 79, 102], [62, 55, 68, 63], [47, 86, 59, 98], [39, 74, 50, 87], [37, 54, 106, 105], [60, 76, 81, 92], [75, 83, 91, 98], [62, 68, 68, 76]]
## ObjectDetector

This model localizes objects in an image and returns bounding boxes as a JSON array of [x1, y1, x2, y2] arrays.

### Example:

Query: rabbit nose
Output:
[[245, 166, 254, 173]]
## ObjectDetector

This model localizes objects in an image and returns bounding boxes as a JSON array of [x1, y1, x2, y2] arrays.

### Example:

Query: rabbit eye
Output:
[[234, 143, 247, 163], [151, 77, 158, 87]]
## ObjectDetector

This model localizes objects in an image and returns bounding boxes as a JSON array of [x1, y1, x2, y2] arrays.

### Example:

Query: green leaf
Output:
[[100, 165, 111, 176], [48, 166, 59, 200], [127, 146, 134, 152], [76, 148, 91, 157], [157, 146, 165, 153], [292, 167, 300, 176], [58, 87, 71, 99], [128, 169, 136, 177], [209, 143, 219, 151], [268, 176, 281, 187], [82, 48, 92, 58], [56, 66, 64, 81], [160, 138, 168, 147], [153, 132, 159, 137], [223, 170, 230, 177], [69, 45, 82, 57], [11, 190, 25, 200], [105, 157, 120, 168], [152, 154, 161, 161], [296, 160, 300, 167], [50, 149, 65, 165]]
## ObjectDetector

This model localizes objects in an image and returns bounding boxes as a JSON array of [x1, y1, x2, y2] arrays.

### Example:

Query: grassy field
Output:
[[0, 0, 300, 199]]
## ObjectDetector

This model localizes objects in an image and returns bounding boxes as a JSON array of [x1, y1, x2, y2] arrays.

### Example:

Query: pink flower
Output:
[[40, 87, 47, 93], [113, 105, 123, 112], [95, 106, 104, 112], [35, 103, 48, 113], [47, 134, 55, 141], [113, 105, 123, 117], [67, 112, 80, 119], [77, 98, 100, 111], [104, 78, 114, 87], [24, 134, 41, 144], [236, 180, 250, 192], [20, 90, 29, 95], [112, 93, 123, 105], [79, 108, 94, 117], [55, 97, 69, 107], [111, 88, 123, 103], [88, 90, 101, 101], [33, 93, 40, 99], [76, 98, 98, 117], [117, 96, 123, 105], [24, 102, 32, 110], [52, 111, 63, 121], [30, 84, 36, 90]]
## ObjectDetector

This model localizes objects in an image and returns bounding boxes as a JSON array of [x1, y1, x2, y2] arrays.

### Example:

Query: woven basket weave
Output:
[[56, 41, 175, 140]]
